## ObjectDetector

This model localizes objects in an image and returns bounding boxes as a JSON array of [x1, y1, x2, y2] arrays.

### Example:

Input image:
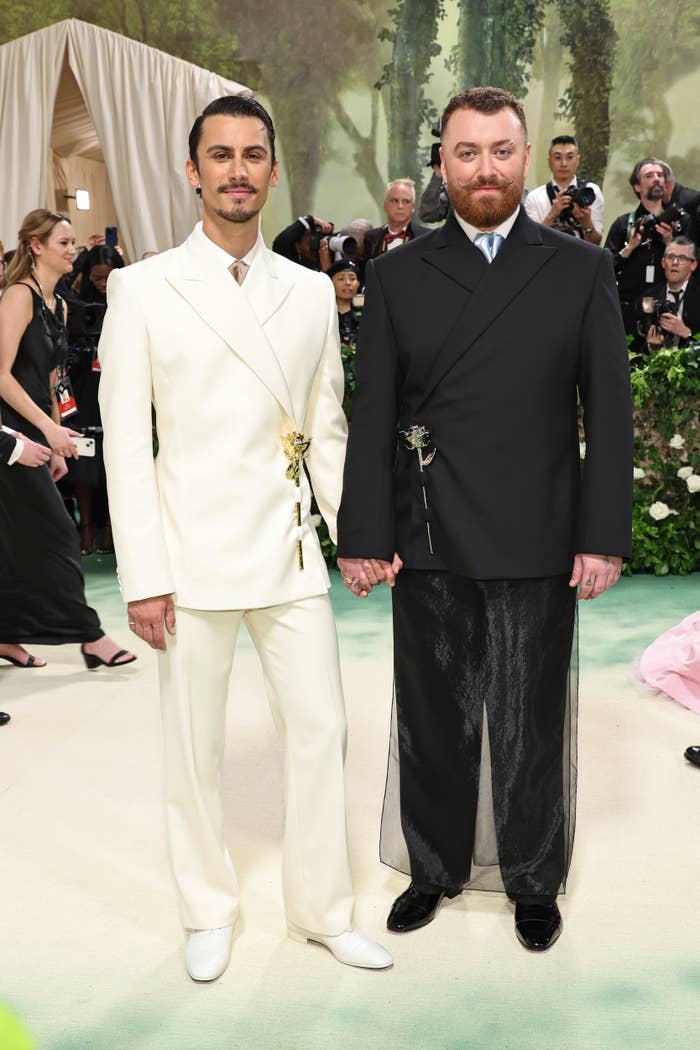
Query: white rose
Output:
[[649, 502, 671, 520], [677, 466, 693, 480], [687, 475, 700, 494], [579, 442, 586, 460], [310, 514, 322, 527], [633, 467, 645, 480], [668, 434, 685, 449]]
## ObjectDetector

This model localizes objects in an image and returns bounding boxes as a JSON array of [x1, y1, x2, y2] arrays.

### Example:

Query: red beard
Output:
[[448, 176, 523, 228]]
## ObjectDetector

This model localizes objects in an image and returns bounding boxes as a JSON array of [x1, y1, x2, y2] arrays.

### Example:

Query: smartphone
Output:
[[105, 226, 118, 248], [71, 436, 96, 457]]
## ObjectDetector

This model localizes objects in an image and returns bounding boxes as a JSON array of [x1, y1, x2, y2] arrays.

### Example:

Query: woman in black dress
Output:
[[0, 210, 135, 669], [64, 245, 124, 554]]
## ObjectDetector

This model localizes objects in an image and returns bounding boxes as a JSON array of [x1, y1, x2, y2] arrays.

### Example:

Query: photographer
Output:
[[64, 244, 123, 553], [525, 135, 603, 244], [364, 179, 430, 261], [605, 158, 692, 335], [272, 215, 358, 273], [419, 143, 450, 224], [636, 237, 700, 353]]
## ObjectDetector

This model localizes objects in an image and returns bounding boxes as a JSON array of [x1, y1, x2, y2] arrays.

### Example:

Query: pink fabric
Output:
[[639, 611, 700, 714]]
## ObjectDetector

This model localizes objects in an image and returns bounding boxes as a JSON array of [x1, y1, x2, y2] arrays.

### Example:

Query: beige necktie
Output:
[[229, 259, 249, 285]]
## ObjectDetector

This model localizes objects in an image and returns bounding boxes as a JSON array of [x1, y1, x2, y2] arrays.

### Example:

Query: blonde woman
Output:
[[0, 210, 135, 670]]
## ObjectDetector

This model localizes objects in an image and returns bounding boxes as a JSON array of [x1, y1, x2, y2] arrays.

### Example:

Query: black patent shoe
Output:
[[684, 746, 700, 768], [0, 712, 10, 726], [387, 882, 459, 933], [514, 901, 562, 952]]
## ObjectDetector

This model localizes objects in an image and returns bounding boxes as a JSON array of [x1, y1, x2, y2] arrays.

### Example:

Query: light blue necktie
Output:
[[474, 231, 503, 263]]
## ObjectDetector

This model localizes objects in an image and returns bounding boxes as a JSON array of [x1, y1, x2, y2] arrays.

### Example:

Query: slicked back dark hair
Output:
[[189, 95, 276, 168], [440, 86, 527, 141]]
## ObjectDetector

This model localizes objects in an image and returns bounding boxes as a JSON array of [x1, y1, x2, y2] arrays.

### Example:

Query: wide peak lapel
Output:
[[243, 246, 294, 326], [166, 233, 296, 425], [420, 214, 486, 293], [414, 213, 558, 412]]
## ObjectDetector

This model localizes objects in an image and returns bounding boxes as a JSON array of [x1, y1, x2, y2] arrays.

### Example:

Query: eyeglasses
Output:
[[664, 253, 694, 263]]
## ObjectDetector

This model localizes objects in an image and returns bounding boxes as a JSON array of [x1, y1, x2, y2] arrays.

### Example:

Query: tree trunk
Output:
[[534, 8, 564, 184], [387, 0, 442, 191]]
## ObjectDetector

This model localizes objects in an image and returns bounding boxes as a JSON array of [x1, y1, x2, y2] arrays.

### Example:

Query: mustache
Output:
[[218, 181, 257, 193], [465, 176, 511, 190]]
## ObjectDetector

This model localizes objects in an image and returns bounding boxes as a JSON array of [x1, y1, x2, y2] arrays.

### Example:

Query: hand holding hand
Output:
[[337, 554, 403, 598], [569, 553, 622, 600], [127, 594, 176, 651]]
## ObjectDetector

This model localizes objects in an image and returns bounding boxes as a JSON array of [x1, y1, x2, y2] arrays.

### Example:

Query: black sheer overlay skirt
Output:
[[0, 461, 103, 645], [380, 570, 578, 900]]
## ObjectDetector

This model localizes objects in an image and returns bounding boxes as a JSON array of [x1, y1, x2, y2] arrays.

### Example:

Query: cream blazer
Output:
[[98, 224, 348, 608]]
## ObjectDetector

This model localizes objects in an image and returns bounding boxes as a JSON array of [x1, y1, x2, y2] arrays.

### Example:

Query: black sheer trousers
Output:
[[381, 570, 578, 900]]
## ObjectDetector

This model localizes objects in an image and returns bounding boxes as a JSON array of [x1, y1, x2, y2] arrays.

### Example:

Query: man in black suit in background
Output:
[[337, 87, 633, 952], [363, 179, 430, 262], [637, 237, 700, 352]]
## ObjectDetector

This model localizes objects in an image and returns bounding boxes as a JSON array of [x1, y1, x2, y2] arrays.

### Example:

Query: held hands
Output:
[[43, 419, 81, 458], [337, 553, 403, 598], [127, 594, 176, 651], [569, 553, 622, 600]]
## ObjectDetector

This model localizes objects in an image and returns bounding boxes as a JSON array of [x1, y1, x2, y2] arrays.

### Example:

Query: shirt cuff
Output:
[[8, 438, 23, 465]]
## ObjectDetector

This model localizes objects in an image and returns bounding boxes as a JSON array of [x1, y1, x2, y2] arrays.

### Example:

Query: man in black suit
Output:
[[637, 237, 700, 352], [363, 179, 430, 262], [337, 86, 633, 952]]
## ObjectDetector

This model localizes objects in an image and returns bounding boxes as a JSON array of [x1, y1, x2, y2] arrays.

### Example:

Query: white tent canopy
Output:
[[0, 19, 252, 259]]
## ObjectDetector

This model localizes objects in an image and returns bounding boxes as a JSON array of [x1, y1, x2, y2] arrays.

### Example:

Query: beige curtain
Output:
[[0, 19, 252, 258], [0, 21, 69, 248], [66, 19, 252, 260]]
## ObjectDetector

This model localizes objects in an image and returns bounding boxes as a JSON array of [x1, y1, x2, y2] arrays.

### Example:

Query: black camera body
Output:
[[308, 222, 357, 258], [67, 300, 107, 342], [635, 202, 688, 239], [564, 182, 596, 209]]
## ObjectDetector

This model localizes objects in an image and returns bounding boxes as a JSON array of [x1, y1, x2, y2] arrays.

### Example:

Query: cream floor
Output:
[[0, 568, 698, 1050]]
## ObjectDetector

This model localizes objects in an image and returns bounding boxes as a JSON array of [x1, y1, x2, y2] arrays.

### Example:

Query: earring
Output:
[[195, 186, 202, 197]]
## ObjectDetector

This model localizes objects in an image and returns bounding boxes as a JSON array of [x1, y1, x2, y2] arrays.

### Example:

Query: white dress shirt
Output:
[[454, 205, 521, 245], [1, 425, 22, 465]]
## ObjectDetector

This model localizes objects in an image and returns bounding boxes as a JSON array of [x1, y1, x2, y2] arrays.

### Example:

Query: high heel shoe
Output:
[[81, 644, 137, 670], [80, 522, 95, 556], [0, 650, 47, 668]]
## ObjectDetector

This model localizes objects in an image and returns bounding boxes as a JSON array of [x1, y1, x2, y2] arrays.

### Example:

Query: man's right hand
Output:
[[15, 434, 51, 467], [127, 594, 176, 651], [545, 193, 573, 223], [337, 554, 403, 597]]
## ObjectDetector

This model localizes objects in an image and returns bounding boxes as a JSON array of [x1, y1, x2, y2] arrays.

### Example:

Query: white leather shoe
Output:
[[185, 925, 234, 981], [288, 924, 393, 969]]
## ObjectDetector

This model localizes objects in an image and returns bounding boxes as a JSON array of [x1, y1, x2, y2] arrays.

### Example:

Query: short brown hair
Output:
[[440, 86, 527, 141]]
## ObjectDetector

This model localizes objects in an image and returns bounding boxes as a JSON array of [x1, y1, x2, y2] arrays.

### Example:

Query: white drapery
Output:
[[0, 19, 252, 259]]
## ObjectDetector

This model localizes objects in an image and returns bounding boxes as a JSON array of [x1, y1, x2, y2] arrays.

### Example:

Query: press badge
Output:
[[645, 265, 656, 284], [91, 351, 101, 373], [56, 376, 78, 419]]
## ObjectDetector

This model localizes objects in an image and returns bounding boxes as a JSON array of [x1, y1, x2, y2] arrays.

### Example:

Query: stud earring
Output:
[[195, 186, 202, 197]]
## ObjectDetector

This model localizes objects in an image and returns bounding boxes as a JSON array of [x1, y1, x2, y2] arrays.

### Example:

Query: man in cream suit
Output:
[[98, 96, 391, 980]]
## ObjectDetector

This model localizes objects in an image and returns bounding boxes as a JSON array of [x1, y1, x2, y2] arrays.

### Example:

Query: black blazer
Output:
[[337, 210, 633, 578], [363, 220, 430, 262], [0, 430, 18, 465]]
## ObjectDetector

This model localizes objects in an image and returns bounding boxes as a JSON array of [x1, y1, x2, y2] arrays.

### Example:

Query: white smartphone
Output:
[[71, 436, 96, 457]]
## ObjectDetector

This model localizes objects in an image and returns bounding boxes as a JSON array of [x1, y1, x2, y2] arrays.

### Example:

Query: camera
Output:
[[67, 301, 107, 342], [563, 182, 596, 208], [635, 202, 688, 239], [309, 223, 357, 257], [641, 296, 678, 324]]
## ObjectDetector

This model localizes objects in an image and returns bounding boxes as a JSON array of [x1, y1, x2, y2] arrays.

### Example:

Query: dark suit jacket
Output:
[[337, 210, 633, 578], [0, 430, 18, 465], [363, 220, 430, 262]]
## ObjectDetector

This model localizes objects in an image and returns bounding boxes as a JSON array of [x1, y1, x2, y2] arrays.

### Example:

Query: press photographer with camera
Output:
[[605, 157, 692, 335], [524, 135, 603, 244], [272, 215, 357, 273], [64, 243, 124, 554], [636, 237, 700, 352]]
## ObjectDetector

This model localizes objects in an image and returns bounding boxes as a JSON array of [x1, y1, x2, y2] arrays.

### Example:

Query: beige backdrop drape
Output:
[[0, 19, 251, 260]]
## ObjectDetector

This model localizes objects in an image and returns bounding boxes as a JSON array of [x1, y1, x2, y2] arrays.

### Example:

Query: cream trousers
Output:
[[157, 594, 355, 935]]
